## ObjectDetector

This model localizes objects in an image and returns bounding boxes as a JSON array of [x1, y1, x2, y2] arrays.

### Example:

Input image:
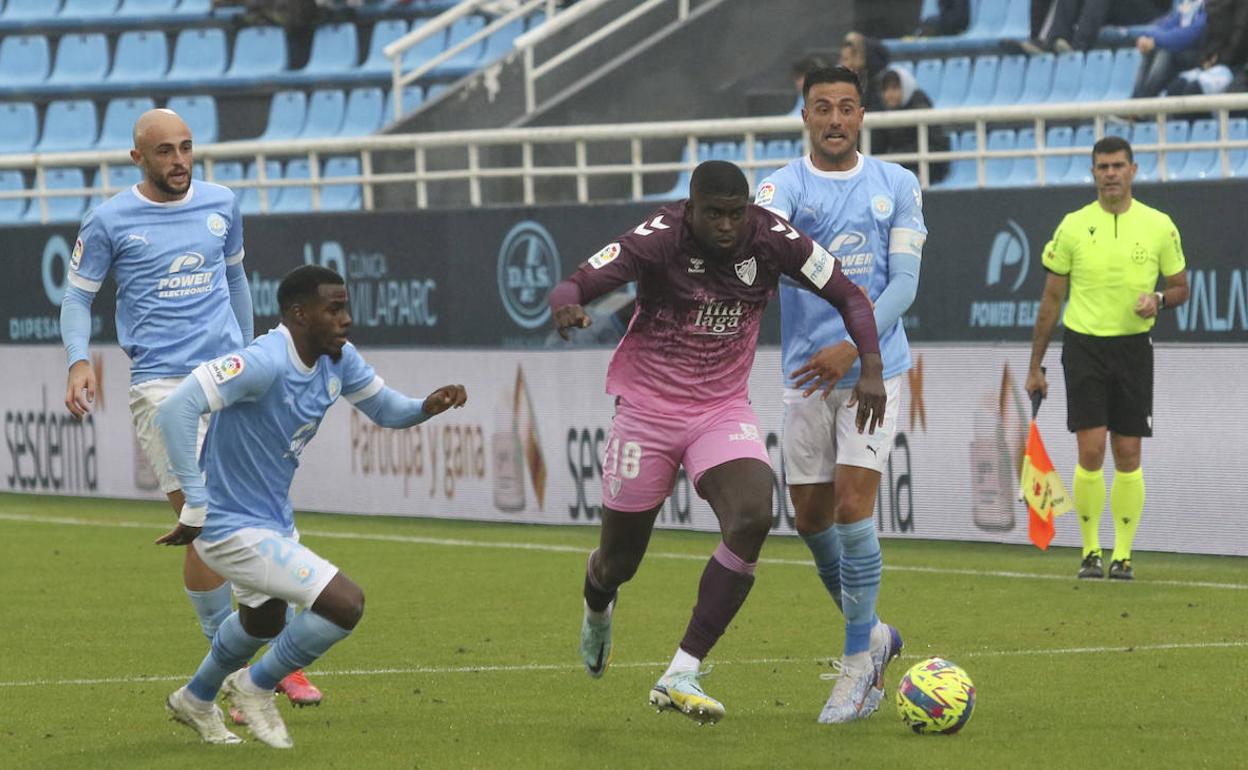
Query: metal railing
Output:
[[3, 93, 1248, 222]]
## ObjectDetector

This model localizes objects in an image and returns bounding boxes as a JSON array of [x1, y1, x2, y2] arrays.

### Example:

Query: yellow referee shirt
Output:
[[1041, 199, 1186, 337]]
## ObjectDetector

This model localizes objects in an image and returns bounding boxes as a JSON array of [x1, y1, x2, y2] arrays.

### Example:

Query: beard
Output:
[[152, 170, 190, 198]]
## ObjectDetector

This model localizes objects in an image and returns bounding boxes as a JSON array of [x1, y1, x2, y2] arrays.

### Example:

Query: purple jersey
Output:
[[550, 201, 878, 408]]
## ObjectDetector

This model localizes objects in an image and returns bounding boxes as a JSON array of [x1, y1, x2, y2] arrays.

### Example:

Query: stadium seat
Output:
[[3, 0, 63, 20], [340, 88, 385, 136], [37, 100, 98, 152], [940, 130, 981, 188], [964, 0, 1009, 38], [302, 89, 347, 138], [402, 20, 448, 70], [0, 170, 29, 224], [168, 28, 228, 82], [914, 58, 943, 100], [98, 97, 157, 150], [166, 94, 218, 144], [440, 15, 486, 72], [104, 164, 142, 192], [984, 128, 1017, 187], [0, 35, 51, 85], [26, 168, 88, 222], [1104, 119, 1130, 140], [1058, 123, 1097, 184], [206, 159, 244, 186], [1169, 118, 1219, 181], [174, 0, 212, 14], [109, 30, 169, 83], [237, 160, 284, 214], [1106, 47, 1142, 100], [361, 19, 409, 74], [116, 0, 177, 15], [227, 26, 287, 79], [260, 91, 308, 140], [1131, 121, 1160, 181], [48, 33, 109, 85], [272, 159, 313, 212], [321, 156, 363, 211], [1147, 119, 1188, 181], [934, 56, 971, 108], [1227, 118, 1248, 178], [989, 54, 1026, 105], [301, 22, 360, 75], [1042, 125, 1074, 183], [1009, 127, 1038, 185], [1049, 52, 1085, 103], [425, 83, 449, 102], [61, 0, 120, 17], [0, 102, 39, 154], [962, 55, 999, 107], [382, 85, 425, 122], [1073, 49, 1113, 102], [1001, 0, 1031, 37], [1018, 52, 1055, 103], [481, 17, 525, 62]]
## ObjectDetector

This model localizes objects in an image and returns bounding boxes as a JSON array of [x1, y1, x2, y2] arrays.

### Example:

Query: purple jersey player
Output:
[[551, 160, 885, 724]]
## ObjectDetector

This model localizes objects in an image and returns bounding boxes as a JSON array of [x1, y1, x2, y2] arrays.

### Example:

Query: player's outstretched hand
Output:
[[423, 385, 468, 417], [1024, 366, 1048, 401], [553, 304, 592, 341], [65, 359, 97, 419], [156, 523, 202, 546], [791, 341, 859, 399]]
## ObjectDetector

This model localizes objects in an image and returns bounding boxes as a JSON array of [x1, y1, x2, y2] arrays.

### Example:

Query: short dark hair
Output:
[[278, 264, 345, 314], [1092, 135, 1133, 163], [803, 65, 864, 101], [690, 160, 749, 199]]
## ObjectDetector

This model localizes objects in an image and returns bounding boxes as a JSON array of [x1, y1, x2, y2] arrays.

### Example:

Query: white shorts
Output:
[[129, 377, 209, 494], [782, 375, 904, 484], [194, 527, 340, 610]]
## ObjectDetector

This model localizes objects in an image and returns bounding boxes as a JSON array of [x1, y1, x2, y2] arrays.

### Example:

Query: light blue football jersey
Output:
[[67, 182, 245, 384], [192, 325, 383, 541], [758, 153, 926, 388]]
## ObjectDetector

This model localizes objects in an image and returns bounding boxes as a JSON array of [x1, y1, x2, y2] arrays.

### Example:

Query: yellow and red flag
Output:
[[1019, 419, 1072, 550]]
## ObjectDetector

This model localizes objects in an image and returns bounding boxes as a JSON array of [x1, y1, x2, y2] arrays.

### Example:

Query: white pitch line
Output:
[[2, 640, 1245, 689], [2, 511, 1247, 591]]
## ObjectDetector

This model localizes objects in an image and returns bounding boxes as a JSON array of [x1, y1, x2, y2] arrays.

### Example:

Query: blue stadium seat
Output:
[[934, 56, 971, 108], [1001, 0, 1031, 37], [984, 128, 1017, 187], [402, 20, 448, 70], [301, 22, 359, 75], [48, 33, 109, 85], [362, 19, 409, 74], [1042, 125, 1074, 183], [425, 83, 448, 102], [3, 0, 63, 20], [1049, 52, 1084, 102], [117, 0, 177, 15], [965, 0, 1009, 38], [104, 164, 142, 192], [1131, 121, 1160, 181], [940, 130, 980, 188], [1106, 47, 1142, 100], [1009, 127, 1038, 185], [1074, 49, 1113, 102], [1104, 119, 1130, 140], [1227, 117, 1248, 178], [0, 102, 38, 153], [169, 28, 228, 82], [1151, 119, 1189, 181], [61, 0, 120, 17], [709, 141, 742, 161], [0, 35, 51, 84], [98, 97, 156, 150], [260, 91, 308, 140], [481, 17, 525, 62], [1018, 52, 1055, 103], [238, 160, 283, 214], [301, 89, 347, 138], [38, 100, 98, 152], [914, 58, 943, 99], [207, 160, 244, 185], [382, 85, 425, 122], [1169, 118, 1219, 180], [340, 88, 385, 136], [109, 30, 169, 83], [27, 168, 88, 222], [963, 55, 999, 107], [322, 156, 362, 211], [989, 54, 1026, 105], [0, 171, 29, 224], [440, 15, 486, 72], [1059, 124, 1097, 184], [166, 94, 218, 144], [174, 0, 211, 14], [272, 159, 313, 212], [228, 26, 287, 79]]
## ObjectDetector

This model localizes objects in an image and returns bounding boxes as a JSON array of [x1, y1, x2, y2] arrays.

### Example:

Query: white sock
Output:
[[663, 647, 701, 678], [584, 598, 613, 625]]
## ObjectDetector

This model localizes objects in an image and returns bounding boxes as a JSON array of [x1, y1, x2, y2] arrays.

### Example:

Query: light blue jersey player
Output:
[[157, 266, 468, 748], [58, 110, 270, 693], [756, 66, 926, 725]]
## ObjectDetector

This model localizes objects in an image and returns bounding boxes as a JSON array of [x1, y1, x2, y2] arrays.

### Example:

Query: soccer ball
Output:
[[895, 657, 976, 735]]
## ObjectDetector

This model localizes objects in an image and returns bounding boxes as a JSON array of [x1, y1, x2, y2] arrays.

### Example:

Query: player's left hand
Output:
[[791, 341, 859, 398], [1134, 291, 1159, 318], [155, 523, 202, 546], [423, 385, 468, 416]]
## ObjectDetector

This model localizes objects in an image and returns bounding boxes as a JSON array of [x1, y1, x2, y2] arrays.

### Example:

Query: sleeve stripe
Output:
[[191, 365, 225, 412], [888, 228, 926, 259], [344, 376, 385, 404], [67, 273, 103, 293], [225, 248, 245, 266]]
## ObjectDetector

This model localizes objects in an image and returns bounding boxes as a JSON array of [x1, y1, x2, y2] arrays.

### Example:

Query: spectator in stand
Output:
[[1132, 0, 1208, 98], [871, 65, 950, 184], [914, 0, 971, 37], [1164, 0, 1248, 96], [840, 31, 890, 111], [1021, 0, 1169, 54]]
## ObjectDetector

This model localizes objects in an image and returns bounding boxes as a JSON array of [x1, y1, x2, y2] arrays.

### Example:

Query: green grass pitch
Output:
[[1, 492, 1244, 770]]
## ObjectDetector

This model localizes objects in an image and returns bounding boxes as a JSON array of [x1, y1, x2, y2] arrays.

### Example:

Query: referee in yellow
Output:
[[1025, 135, 1189, 580]]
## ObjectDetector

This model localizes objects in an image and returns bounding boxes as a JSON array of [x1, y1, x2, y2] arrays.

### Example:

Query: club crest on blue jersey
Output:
[[327, 376, 341, 400], [206, 212, 227, 237], [871, 194, 894, 220]]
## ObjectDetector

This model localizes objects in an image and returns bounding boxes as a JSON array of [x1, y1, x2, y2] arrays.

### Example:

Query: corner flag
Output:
[[1019, 375, 1072, 550]]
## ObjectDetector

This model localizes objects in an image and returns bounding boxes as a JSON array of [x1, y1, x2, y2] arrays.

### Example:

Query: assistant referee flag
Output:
[[1020, 421, 1072, 550]]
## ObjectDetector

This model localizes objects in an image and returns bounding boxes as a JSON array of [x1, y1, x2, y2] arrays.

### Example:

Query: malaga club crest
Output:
[[734, 257, 757, 286]]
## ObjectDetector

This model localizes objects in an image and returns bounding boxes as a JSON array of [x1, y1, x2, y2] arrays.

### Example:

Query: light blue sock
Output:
[[187, 612, 270, 702], [186, 583, 233, 641], [249, 611, 353, 691], [800, 526, 844, 615], [837, 518, 883, 656]]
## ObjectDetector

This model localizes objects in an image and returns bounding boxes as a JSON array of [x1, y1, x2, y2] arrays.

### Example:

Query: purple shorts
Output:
[[601, 398, 772, 512]]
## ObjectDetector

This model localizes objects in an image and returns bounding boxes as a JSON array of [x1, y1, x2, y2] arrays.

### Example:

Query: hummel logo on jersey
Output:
[[688, 257, 705, 274], [734, 257, 757, 286], [633, 215, 670, 236], [770, 221, 800, 240]]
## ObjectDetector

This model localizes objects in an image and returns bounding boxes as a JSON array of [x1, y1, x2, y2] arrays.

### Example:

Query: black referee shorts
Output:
[[1061, 329, 1153, 437]]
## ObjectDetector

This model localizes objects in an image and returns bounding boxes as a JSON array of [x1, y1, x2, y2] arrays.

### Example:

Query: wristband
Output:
[[1154, 291, 1165, 310], [179, 503, 206, 528]]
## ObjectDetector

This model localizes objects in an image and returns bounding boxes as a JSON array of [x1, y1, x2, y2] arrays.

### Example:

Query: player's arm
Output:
[[1136, 219, 1189, 317], [351, 384, 468, 427], [224, 194, 254, 341], [872, 173, 927, 334], [549, 235, 644, 340], [153, 350, 274, 544], [1026, 221, 1072, 400], [61, 213, 112, 418]]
